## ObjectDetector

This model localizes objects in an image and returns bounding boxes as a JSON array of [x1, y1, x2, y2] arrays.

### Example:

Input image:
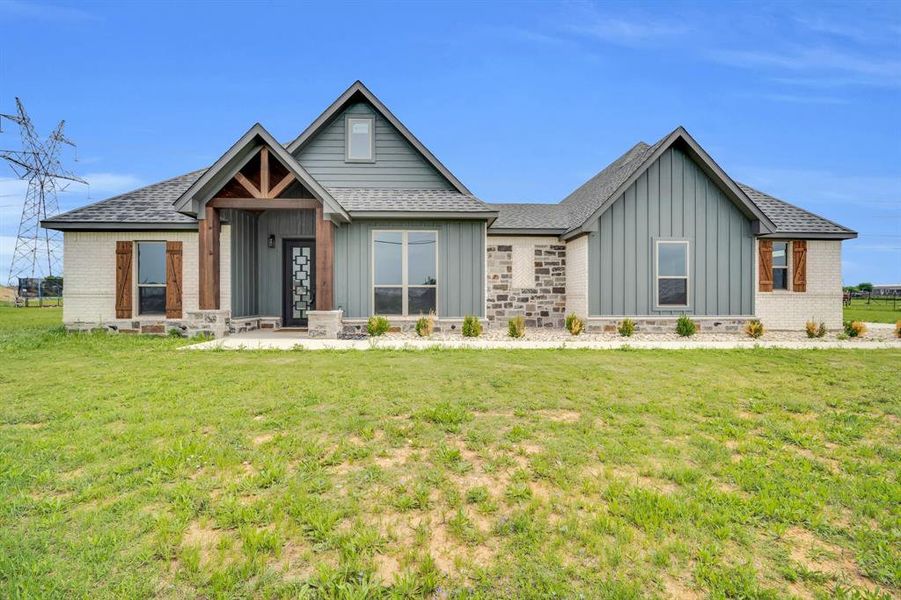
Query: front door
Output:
[[283, 239, 315, 327]]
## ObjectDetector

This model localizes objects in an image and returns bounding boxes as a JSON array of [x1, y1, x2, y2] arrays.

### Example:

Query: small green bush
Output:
[[675, 315, 696, 337], [367, 315, 390, 337], [805, 320, 827, 338], [415, 312, 435, 337], [618, 318, 635, 337], [507, 316, 525, 338], [565, 313, 583, 336], [462, 315, 482, 337], [843, 320, 866, 338], [744, 319, 764, 339]]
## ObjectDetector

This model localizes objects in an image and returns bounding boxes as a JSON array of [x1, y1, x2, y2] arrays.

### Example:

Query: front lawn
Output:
[[1, 312, 899, 598], [844, 297, 901, 324]]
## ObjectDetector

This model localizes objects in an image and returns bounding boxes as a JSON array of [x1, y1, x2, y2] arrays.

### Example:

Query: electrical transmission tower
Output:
[[1, 97, 86, 287]]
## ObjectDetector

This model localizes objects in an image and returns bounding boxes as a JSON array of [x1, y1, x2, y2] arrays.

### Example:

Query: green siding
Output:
[[334, 219, 484, 318], [294, 102, 453, 189], [587, 147, 754, 316], [225, 209, 259, 318]]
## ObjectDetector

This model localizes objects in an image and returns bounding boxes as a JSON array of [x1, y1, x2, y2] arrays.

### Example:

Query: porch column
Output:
[[198, 205, 220, 310], [315, 206, 334, 310]]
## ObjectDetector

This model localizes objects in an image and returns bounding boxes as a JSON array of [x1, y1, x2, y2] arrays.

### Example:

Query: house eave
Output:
[[349, 210, 498, 222], [41, 220, 198, 232], [487, 228, 567, 237], [758, 231, 858, 240]]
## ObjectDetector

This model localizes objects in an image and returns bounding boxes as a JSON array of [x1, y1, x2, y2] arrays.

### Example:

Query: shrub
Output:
[[896, 320, 901, 339], [415, 312, 435, 337], [744, 319, 764, 339], [843, 320, 866, 338], [462, 315, 482, 337], [805, 320, 827, 338], [367, 315, 390, 337], [507, 316, 525, 339], [675, 315, 696, 337], [565, 313, 584, 336], [618, 318, 635, 337]]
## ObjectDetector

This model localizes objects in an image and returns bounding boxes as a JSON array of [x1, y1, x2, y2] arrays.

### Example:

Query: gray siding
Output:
[[257, 210, 316, 316], [588, 146, 754, 316], [226, 209, 316, 317], [335, 219, 485, 318], [225, 209, 260, 318], [294, 102, 453, 189]]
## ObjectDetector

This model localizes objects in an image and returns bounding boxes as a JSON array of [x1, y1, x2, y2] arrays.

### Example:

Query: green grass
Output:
[[844, 297, 901, 324], [1, 309, 899, 598]]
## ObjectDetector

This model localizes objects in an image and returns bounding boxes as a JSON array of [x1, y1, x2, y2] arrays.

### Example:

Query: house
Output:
[[42, 81, 856, 337]]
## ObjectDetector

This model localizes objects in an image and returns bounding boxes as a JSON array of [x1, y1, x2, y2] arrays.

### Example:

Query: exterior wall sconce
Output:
[[268, 234, 275, 248]]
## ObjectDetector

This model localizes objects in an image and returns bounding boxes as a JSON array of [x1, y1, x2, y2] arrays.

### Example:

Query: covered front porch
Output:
[[177, 124, 348, 336]]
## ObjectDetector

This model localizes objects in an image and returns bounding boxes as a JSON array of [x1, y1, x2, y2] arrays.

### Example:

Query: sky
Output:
[[0, 0, 899, 285]]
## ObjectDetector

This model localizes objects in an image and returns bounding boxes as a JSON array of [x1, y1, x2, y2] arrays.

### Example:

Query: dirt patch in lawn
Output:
[[782, 527, 878, 591], [536, 409, 581, 423], [183, 521, 232, 566], [252, 433, 274, 446]]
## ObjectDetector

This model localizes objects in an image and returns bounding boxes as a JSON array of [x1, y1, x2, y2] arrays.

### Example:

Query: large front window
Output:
[[137, 241, 166, 315], [373, 230, 437, 315], [656, 240, 689, 307]]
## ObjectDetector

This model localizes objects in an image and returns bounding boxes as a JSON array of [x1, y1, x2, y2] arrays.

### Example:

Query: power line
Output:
[[0, 98, 87, 286]]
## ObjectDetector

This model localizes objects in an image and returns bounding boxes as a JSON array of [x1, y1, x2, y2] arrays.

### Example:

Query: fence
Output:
[[15, 277, 63, 307]]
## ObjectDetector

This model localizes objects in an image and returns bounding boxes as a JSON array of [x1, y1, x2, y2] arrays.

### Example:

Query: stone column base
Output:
[[308, 310, 343, 339], [185, 309, 231, 338]]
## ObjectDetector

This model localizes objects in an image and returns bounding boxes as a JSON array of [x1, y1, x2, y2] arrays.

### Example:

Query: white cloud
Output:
[[82, 172, 143, 195]]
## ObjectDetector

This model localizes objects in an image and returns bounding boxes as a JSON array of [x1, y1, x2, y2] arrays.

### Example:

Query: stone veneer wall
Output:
[[486, 236, 567, 328]]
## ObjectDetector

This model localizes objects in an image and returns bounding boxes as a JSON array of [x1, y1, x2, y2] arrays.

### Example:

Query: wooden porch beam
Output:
[[315, 206, 335, 311], [209, 197, 318, 210], [198, 205, 220, 310], [234, 172, 262, 199], [260, 148, 270, 197], [268, 172, 296, 199]]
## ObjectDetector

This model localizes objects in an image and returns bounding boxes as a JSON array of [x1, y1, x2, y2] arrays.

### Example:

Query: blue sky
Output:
[[0, 0, 898, 284]]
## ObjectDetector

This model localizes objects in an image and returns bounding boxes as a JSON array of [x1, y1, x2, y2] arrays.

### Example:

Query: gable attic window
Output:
[[346, 116, 374, 162], [137, 241, 166, 315]]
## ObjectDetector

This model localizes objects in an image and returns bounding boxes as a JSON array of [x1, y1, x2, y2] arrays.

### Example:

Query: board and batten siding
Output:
[[587, 146, 754, 316], [225, 209, 316, 318], [294, 102, 453, 189], [335, 220, 485, 318]]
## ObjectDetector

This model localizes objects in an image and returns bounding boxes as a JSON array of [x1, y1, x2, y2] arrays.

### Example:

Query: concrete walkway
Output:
[[185, 329, 901, 351]]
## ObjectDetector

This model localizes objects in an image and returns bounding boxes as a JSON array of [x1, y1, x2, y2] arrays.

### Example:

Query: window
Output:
[[346, 116, 374, 161], [373, 230, 437, 315], [656, 240, 689, 307], [772, 241, 789, 290], [137, 241, 166, 315]]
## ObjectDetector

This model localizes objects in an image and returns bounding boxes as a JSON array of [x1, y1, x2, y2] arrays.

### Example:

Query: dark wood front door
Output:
[[283, 239, 316, 327]]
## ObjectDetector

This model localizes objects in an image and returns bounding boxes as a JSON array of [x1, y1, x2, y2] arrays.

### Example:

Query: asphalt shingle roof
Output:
[[327, 188, 493, 213], [738, 183, 855, 236], [488, 203, 573, 230], [45, 170, 204, 224]]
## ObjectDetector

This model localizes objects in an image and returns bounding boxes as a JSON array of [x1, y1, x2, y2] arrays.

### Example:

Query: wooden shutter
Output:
[[758, 240, 773, 292], [115, 241, 133, 318], [792, 240, 807, 292], [165, 241, 183, 318]]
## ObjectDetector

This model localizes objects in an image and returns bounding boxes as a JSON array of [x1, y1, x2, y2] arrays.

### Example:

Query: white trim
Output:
[[345, 115, 375, 163], [371, 229, 439, 316], [654, 239, 691, 309]]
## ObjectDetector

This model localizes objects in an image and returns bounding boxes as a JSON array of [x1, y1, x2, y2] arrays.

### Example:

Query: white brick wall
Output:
[[565, 235, 588, 318], [755, 239, 843, 330], [62, 229, 230, 324]]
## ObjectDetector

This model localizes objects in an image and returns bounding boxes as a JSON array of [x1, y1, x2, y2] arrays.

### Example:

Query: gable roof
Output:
[[559, 127, 776, 238], [173, 123, 350, 222], [286, 81, 472, 195], [488, 203, 572, 234]]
